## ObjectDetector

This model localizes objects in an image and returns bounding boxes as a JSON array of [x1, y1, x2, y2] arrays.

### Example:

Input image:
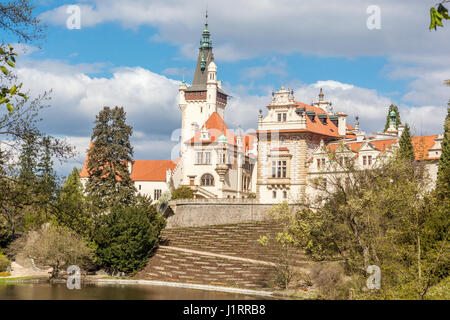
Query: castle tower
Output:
[[179, 11, 228, 154]]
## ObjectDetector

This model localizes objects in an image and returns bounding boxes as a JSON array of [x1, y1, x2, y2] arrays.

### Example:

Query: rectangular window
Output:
[[154, 189, 162, 200], [196, 152, 203, 164], [139, 185, 141, 191], [272, 161, 276, 178], [368, 155, 372, 165], [205, 152, 211, 164], [317, 158, 321, 169], [363, 156, 367, 166], [272, 191, 277, 199], [283, 113, 287, 122], [278, 113, 282, 122], [272, 160, 288, 178], [283, 191, 287, 199], [322, 159, 326, 167]]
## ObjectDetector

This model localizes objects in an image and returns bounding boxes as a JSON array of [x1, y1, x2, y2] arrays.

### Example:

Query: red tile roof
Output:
[[79, 142, 179, 182], [80, 159, 177, 181], [324, 135, 439, 161], [252, 102, 343, 138], [131, 160, 177, 181], [186, 112, 256, 153]]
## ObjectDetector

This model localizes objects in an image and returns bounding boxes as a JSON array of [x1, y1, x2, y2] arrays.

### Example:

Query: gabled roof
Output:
[[186, 112, 256, 154]]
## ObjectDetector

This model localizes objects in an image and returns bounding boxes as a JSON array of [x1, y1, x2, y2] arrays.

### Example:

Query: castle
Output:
[[80, 17, 443, 204]]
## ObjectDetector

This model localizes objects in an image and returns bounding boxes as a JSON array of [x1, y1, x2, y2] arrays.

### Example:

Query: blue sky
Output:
[[2, 0, 449, 175]]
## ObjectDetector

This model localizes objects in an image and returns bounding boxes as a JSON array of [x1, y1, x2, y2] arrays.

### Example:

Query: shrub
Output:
[[0, 253, 11, 272], [310, 263, 356, 299], [16, 223, 93, 278], [171, 186, 194, 200], [247, 193, 257, 199], [93, 203, 165, 275]]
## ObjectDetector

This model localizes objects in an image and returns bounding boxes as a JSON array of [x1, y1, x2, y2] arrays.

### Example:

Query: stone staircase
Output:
[[134, 221, 312, 290]]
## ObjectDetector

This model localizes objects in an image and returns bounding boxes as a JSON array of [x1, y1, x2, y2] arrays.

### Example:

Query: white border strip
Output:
[[95, 279, 273, 297]]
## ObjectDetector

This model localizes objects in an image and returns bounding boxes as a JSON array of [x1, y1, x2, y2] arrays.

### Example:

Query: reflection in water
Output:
[[0, 283, 270, 300]]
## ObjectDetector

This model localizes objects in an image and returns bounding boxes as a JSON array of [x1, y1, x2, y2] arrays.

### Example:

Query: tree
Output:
[[85, 106, 136, 209], [92, 204, 165, 275], [17, 223, 92, 279], [384, 104, 401, 131], [270, 148, 448, 299], [436, 107, 450, 200], [54, 167, 93, 238], [0, 0, 45, 43], [398, 124, 415, 162], [171, 186, 194, 200]]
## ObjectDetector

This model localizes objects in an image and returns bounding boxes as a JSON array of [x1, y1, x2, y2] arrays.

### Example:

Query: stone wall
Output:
[[166, 199, 293, 228]]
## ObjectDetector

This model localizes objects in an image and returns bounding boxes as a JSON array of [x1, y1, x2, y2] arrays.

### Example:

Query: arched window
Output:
[[201, 173, 214, 186]]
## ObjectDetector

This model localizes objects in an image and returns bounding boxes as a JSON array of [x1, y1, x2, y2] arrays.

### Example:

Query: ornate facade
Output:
[[81, 17, 443, 203]]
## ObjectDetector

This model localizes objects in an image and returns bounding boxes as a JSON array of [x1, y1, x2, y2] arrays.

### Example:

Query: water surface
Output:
[[0, 282, 269, 300]]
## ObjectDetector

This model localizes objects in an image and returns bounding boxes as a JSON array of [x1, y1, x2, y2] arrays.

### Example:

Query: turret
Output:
[[207, 60, 218, 115]]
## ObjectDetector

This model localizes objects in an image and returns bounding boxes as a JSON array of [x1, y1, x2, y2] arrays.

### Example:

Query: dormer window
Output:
[[306, 111, 316, 121], [201, 128, 210, 140], [277, 113, 287, 122], [318, 114, 327, 124]]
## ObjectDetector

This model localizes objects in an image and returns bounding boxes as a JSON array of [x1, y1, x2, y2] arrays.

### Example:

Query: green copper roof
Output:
[[218, 134, 227, 143]]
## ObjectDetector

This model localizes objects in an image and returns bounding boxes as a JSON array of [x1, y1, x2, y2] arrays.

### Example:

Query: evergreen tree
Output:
[[398, 124, 415, 162], [55, 167, 92, 238], [37, 136, 57, 197], [85, 106, 136, 209], [93, 204, 164, 275], [18, 133, 38, 183], [436, 107, 450, 199], [384, 104, 402, 131]]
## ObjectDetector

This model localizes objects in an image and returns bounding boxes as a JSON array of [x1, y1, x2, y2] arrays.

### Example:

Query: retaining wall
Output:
[[166, 199, 297, 228]]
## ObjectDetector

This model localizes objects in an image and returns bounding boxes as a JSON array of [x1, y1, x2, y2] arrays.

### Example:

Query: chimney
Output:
[[337, 112, 347, 136], [128, 161, 132, 174]]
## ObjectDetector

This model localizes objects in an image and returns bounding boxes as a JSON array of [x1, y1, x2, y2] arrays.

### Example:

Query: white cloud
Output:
[[39, 0, 450, 59], [13, 57, 446, 175]]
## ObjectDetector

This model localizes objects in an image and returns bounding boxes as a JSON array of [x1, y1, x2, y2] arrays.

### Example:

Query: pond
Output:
[[0, 282, 271, 300]]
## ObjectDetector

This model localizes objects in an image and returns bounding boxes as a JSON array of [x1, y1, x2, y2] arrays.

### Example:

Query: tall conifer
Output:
[[398, 124, 415, 162], [85, 106, 135, 209], [436, 108, 450, 199]]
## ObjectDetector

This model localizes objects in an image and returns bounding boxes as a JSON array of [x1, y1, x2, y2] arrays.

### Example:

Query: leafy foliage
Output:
[[0, 45, 28, 113], [430, 2, 450, 30], [272, 148, 448, 299], [92, 203, 165, 275], [54, 167, 93, 238], [171, 186, 194, 200], [17, 223, 93, 278], [0, 252, 10, 272]]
